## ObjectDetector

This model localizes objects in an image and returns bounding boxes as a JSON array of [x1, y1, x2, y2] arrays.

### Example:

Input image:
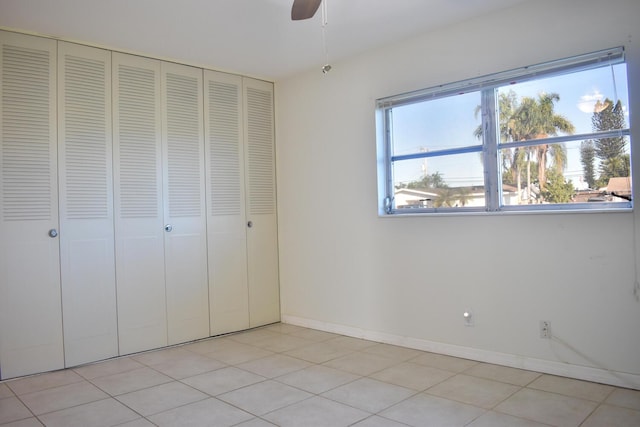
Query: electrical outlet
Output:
[[463, 310, 474, 327], [540, 320, 551, 338]]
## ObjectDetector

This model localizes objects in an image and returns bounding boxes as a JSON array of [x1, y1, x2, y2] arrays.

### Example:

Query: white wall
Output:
[[275, 0, 640, 388]]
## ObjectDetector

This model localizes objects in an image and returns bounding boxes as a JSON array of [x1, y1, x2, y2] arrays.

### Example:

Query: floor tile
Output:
[[250, 334, 316, 353], [323, 352, 400, 376], [7, 370, 84, 395], [234, 417, 278, 426], [73, 357, 144, 380], [262, 323, 305, 335], [0, 383, 15, 398], [606, 387, 640, 410], [350, 415, 411, 426], [181, 336, 237, 355], [181, 366, 266, 396], [20, 380, 108, 415], [380, 393, 486, 427], [90, 366, 172, 396], [362, 343, 423, 362], [147, 397, 253, 426], [495, 388, 598, 427], [370, 362, 454, 391], [217, 380, 312, 416], [276, 364, 360, 394], [37, 398, 139, 427], [0, 418, 45, 427], [323, 377, 415, 413], [289, 328, 340, 342], [116, 419, 156, 427], [2, 325, 636, 427], [116, 381, 207, 416], [0, 396, 33, 424], [237, 354, 311, 378], [409, 352, 478, 373], [263, 395, 370, 427], [146, 352, 226, 379], [464, 363, 541, 386], [229, 328, 282, 345], [528, 374, 614, 402], [132, 346, 193, 366], [284, 341, 354, 363], [426, 374, 519, 409], [580, 404, 640, 427], [202, 341, 274, 365], [324, 336, 378, 351], [466, 410, 550, 426]]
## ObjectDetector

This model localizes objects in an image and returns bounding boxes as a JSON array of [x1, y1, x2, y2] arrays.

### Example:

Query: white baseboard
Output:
[[281, 314, 640, 390]]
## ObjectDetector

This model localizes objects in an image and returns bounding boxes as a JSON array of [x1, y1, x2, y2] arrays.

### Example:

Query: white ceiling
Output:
[[0, 0, 529, 81]]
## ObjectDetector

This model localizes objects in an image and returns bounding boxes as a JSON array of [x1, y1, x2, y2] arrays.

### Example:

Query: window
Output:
[[376, 47, 632, 214]]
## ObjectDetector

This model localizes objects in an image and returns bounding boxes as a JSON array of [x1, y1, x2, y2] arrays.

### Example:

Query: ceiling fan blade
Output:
[[291, 0, 322, 20]]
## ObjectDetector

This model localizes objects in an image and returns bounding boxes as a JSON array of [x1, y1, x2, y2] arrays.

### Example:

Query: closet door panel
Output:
[[204, 71, 249, 335], [113, 53, 167, 354], [161, 62, 209, 344], [0, 31, 63, 379], [243, 78, 280, 327], [57, 42, 118, 367]]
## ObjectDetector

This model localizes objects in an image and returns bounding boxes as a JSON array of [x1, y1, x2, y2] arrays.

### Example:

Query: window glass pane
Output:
[[498, 64, 629, 143], [393, 152, 485, 209], [390, 91, 481, 156], [499, 138, 631, 206]]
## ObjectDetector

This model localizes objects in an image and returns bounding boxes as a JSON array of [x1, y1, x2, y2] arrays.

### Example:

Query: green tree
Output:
[[475, 91, 574, 203], [592, 98, 629, 187], [509, 93, 573, 194], [397, 171, 447, 190], [455, 187, 472, 207], [434, 187, 456, 207], [541, 168, 575, 203], [580, 140, 596, 189]]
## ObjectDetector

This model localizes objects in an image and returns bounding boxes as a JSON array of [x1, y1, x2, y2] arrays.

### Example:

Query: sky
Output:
[[390, 63, 630, 189]]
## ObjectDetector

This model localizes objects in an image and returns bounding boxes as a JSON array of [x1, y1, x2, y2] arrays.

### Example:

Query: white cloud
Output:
[[577, 89, 606, 113]]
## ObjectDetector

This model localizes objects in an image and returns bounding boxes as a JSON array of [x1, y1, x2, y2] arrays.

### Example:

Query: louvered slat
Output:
[[63, 54, 108, 219], [118, 64, 158, 218], [209, 80, 241, 216], [246, 87, 274, 216], [166, 72, 202, 217], [2, 45, 52, 220]]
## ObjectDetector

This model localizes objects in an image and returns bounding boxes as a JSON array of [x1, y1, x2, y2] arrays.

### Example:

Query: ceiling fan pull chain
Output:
[[321, 0, 331, 73]]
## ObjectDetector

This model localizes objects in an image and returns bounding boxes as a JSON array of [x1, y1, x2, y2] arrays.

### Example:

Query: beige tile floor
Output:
[[1, 323, 639, 426]]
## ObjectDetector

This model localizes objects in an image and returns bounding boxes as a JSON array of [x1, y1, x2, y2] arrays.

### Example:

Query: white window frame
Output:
[[376, 47, 631, 215]]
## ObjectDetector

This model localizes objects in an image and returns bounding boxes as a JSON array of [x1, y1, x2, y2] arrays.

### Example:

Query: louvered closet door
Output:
[[243, 78, 280, 327], [0, 31, 63, 379], [112, 53, 167, 354], [161, 62, 209, 344], [57, 42, 118, 367], [204, 71, 249, 335]]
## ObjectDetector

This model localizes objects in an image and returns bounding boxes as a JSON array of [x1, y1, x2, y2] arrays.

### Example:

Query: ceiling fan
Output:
[[291, 0, 322, 20]]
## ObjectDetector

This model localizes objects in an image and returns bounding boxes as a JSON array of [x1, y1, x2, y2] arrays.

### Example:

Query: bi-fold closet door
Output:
[[0, 32, 64, 379], [0, 35, 118, 378], [58, 42, 118, 368], [113, 53, 209, 355], [205, 71, 280, 335]]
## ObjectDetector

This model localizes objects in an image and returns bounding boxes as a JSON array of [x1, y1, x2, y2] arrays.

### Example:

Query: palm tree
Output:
[[509, 93, 574, 194], [474, 91, 574, 202]]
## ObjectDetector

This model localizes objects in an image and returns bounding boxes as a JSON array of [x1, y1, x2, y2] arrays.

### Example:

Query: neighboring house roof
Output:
[[606, 177, 632, 195], [394, 188, 438, 197]]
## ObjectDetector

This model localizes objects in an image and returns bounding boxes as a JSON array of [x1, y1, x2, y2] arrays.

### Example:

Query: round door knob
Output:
[[48, 229, 58, 238], [247, 221, 253, 228], [164, 224, 173, 232]]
